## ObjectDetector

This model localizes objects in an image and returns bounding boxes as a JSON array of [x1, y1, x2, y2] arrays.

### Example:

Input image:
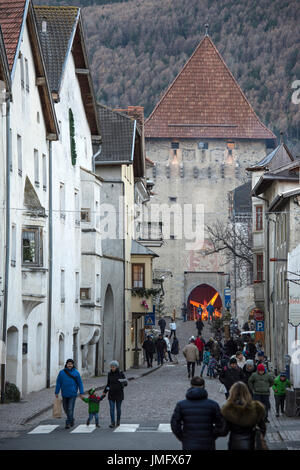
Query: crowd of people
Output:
[[170, 316, 292, 451]]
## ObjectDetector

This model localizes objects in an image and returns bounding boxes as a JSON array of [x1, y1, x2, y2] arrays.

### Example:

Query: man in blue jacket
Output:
[[55, 359, 84, 429], [171, 376, 224, 450]]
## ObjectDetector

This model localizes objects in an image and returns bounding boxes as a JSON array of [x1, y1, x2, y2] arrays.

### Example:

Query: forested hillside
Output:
[[35, 0, 300, 150]]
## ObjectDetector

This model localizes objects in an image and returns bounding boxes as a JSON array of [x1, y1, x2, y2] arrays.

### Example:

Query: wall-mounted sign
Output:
[[145, 313, 155, 328], [256, 321, 264, 332]]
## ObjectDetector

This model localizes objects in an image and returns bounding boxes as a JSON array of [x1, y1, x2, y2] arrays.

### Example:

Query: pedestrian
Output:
[[200, 347, 211, 377], [182, 338, 199, 379], [142, 335, 155, 368], [158, 317, 166, 336], [195, 334, 205, 364], [181, 303, 187, 322], [55, 359, 84, 429], [243, 321, 250, 331], [195, 317, 204, 336], [169, 319, 177, 339], [219, 357, 245, 399], [220, 381, 266, 450], [212, 340, 221, 361], [245, 339, 257, 360], [248, 363, 274, 423], [104, 360, 127, 428], [207, 355, 218, 379], [171, 336, 179, 364], [273, 372, 291, 417], [156, 334, 167, 365], [81, 388, 106, 427], [225, 337, 238, 357], [171, 376, 225, 450], [164, 334, 173, 362], [206, 304, 215, 323], [235, 350, 246, 369], [206, 337, 214, 353], [242, 359, 257, 393]]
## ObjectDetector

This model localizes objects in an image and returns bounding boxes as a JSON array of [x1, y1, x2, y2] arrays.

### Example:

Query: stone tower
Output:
[[143, 34, 276, 320]]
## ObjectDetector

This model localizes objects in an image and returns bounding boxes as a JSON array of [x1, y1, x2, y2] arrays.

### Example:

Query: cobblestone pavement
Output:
[[0, 317, 299, 450]]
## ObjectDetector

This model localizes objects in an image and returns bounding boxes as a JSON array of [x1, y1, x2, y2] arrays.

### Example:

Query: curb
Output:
[[21, 365, 161, 425]]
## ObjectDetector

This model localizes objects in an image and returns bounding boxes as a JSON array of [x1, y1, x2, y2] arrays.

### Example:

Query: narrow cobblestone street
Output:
[[0, 318, 300, 450]]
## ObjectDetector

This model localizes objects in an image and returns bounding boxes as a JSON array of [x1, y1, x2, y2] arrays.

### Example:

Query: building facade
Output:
[[144, 34, 276, 321]]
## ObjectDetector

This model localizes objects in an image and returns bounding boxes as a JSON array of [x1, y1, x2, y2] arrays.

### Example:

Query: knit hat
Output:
[[280, 372, 286, 377], [246, 359, 254, 366], [257, 364, 265, 372], [88, 388, 96, 395], [110, 360, 119, 368]]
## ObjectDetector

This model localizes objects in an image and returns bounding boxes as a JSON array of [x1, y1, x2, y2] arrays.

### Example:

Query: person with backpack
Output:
[[55, 358, 84, 429]]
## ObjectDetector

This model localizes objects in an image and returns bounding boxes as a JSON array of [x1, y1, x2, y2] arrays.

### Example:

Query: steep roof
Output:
[[0, 0, 27, 73], [96, 103, 144, 177], [247, 143, 294, 171], [145, 35, 275, 141], [34, 5, 101, 138], [0, 0, 58, 139], [0, 24, 10, 90]]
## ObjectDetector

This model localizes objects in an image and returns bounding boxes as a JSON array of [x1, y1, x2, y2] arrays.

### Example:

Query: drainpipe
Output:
[[1, 95, 11, 404], [46, 140, 53, 388]]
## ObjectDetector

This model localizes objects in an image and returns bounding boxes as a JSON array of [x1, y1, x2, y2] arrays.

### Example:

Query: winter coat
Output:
[[219, 366, 245, 393], [171, 338, 179, 355], [212, 342, 221, 360], [169, 322, 177, 331], [221, 400, 266, 450], [225, 339, 238, 357], [156, 338, 167, 352], [142, 339, 155, 354], [182, 343, 199, 363], [158, 318, 166, 328], [242, 364, 257, 386], [196, 320, 204, 331], [164, 337, 171, 352], [248, 371, 274, 395], [203, 350, 211, 365], [272, 376, 291, 396], [195, 337, 205, 352], [82, 394, 105, 414], [236, 356, 246, 369], [171, 387, 224, 450], [55, 367, 84, 398], [104, 369, 127, 401], [245, 342, 257, 359]]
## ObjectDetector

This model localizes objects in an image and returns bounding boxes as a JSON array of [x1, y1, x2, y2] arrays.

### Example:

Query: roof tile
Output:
[[145, 36, 275, 141]]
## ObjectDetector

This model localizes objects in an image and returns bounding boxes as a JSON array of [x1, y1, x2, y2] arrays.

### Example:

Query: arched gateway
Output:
[[187, 284, 223, 321]]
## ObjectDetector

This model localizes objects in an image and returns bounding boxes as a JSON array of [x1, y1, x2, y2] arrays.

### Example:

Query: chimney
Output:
[[127, 106, 144, 130]]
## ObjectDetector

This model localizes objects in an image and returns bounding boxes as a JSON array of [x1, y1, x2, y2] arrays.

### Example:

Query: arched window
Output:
[[59, 334, 65, 367]]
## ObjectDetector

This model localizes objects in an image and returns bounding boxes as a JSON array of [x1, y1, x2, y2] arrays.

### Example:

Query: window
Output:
[[61, 270, 65, 303], [227, 142, 235, 156], [256, 254, 264, 282], [75, 272, 79, 303], [20, 54, 24, 89], [132, 264, 145, 288], [60, 183, 65, 219], [96, 274, 100, 303], [255, 205, 263, 231], [74, 190, 80, 226], [169, 197, 177, 202], [171, 142, 179, 150], [81, 209, 90, 223], [198, 142, 208, 150], [34, 149, 39, 187], [22, 227, 43, 266], [25, 58, 29, 92], [42, 154, 47, 190], [80, 288, 91, 300], [11, 225, 16, 267], [9, 129, 12, 171], [17, 134, 22, 175]]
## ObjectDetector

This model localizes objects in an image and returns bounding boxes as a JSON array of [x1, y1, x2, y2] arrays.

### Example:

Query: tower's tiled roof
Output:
[[145, 35, 275, 141], [0, 0, 27, 71]]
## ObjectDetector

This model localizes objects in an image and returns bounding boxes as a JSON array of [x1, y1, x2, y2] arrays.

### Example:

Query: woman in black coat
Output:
[[220, 381, 266, 450], [104, 360, 127, 428]]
